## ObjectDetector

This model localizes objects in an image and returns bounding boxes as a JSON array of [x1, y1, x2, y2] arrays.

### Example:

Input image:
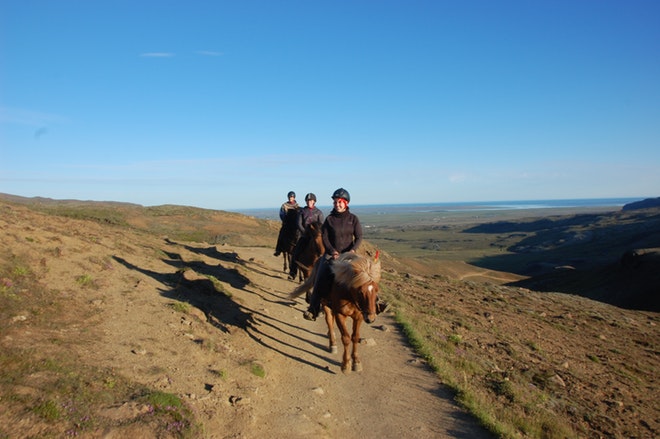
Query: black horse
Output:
[[290, 221, 324, 282], [275, 207, 300, 274]]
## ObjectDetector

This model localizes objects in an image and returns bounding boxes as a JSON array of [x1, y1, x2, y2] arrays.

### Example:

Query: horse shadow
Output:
[[238, 297, 341, 373], [165, 238, 241, 264], [114, 239, 341, 372], [112, 252, 253, 333]]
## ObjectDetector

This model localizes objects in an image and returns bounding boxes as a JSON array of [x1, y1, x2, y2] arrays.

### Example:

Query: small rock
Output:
[[312, 387, 325, 395], [187, 307, 207, 322], [360, 338, 377, 346], [132, 348, 147, 355], [550, 374, 566, 387], [229, 395, 250, 406], [11, 315, 27, 323]]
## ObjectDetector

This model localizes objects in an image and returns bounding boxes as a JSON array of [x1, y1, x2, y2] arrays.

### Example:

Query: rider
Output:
[[274, 191, 299, 257], [303, 188, 362, 321], [289, 193, 324, 280]]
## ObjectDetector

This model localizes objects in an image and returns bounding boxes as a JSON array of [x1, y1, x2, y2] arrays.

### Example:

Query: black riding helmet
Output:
[[287, 191, 296, 198], [305, 193, 316, 202], [331, 188, 350, 203]]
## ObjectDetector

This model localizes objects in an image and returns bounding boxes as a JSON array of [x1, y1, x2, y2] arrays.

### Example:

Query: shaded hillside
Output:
[[622, 197, 660, 211], [465, 208, 660, 311]]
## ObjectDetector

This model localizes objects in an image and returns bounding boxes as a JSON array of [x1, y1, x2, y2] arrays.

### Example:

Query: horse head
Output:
[[357, 280, 380, 324]]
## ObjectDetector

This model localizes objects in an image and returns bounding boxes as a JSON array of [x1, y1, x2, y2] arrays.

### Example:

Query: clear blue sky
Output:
[[2, 1, 659, 210]]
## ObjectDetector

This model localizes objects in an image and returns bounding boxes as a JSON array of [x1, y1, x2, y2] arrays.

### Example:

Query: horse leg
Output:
[[323, 303, 337, 354], [351, 317, 363, 372], [282, 252, 288, 273], [335, 314, 352, 373]]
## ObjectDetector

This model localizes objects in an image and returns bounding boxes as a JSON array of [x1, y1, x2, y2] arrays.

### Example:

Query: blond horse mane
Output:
[[289, 252, 381, 299], [332, 253, 381, 289]]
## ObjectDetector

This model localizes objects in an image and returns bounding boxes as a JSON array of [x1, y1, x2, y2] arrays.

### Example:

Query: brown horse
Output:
[[291, 251, 381, 373], [292, 222, 324, 282]]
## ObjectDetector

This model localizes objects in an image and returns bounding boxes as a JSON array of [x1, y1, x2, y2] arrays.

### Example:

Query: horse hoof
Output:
[[352, 362, 363, 372], [329, 345, 338, 354], [341, 364, 351, 374]]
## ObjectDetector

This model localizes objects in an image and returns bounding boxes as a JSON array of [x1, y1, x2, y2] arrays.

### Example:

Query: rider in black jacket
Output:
[[303, 188, 362, 320]]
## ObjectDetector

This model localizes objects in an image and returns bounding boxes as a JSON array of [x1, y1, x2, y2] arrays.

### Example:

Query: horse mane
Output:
[[332, 253, 381, 289], [289, 252, 380, 300]]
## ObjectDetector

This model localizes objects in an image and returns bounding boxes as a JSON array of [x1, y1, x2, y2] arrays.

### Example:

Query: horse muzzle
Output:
[[364, 312, 377, 324]]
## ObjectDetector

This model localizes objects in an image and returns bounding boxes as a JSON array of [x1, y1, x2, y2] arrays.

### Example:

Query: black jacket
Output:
[[322, 208, 362, 255], [297, 206, 324, 234]]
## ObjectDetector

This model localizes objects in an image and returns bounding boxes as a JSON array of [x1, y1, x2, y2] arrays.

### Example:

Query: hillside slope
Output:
[[1, 198, 657, 438]]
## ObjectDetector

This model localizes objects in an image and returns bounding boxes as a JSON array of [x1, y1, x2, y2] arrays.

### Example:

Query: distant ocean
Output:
[[233, 197, 642, 223]]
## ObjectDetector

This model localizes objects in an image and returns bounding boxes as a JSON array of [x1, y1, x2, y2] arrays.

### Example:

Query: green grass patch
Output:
[[38, 205, 129, 226], [250, 362, 266, 378], [170, 301, 191, 313], [32, 399, 61, 421], [75, 274, 97, 289]]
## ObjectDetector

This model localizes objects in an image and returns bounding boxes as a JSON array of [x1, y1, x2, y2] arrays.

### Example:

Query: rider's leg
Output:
[[304, 257, 333, 321]]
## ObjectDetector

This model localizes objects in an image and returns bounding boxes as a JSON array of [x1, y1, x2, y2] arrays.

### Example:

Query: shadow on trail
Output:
[[112, 251, 253, 334], [242, 304, 339, 374], [166, 238, 241, 264], [236, 278, 342, 372]]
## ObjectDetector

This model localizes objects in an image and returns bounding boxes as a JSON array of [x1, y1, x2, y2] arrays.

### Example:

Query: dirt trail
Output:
[[93, 239, 493, 438], [210, 246, 493, 438]]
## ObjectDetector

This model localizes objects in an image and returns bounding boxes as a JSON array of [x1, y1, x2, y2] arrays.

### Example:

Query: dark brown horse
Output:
[[275, 207, 299, 274], [291, 251, 381, 373], [292, 222, 324, 283]]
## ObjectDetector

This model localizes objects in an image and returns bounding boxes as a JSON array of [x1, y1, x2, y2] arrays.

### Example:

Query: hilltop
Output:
[[0, 194, 657, 438]]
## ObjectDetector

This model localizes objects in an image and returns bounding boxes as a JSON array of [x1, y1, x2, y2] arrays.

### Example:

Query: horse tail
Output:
[[289, 258, 319, 299]]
